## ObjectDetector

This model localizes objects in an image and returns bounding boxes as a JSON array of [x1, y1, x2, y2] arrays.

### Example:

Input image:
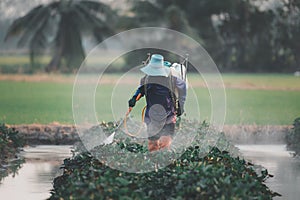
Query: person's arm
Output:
[[128, 76, 146, 107], [175, 76, 187, 116]]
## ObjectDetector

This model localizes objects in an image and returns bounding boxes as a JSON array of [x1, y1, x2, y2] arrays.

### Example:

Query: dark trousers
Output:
[[148, 123, 175, 141]]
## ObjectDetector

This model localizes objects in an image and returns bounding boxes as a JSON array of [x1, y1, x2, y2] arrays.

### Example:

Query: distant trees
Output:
[[271, 0, 300, 72], [4, 0, 300, 73], [205, 0, 276, 71], [128, 0, 300, 73], [209, 0, 300, 72], [129, 0, 197, 37], [5, 0, 116, 72]]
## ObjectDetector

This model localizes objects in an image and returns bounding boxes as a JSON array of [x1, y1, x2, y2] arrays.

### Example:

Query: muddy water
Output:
[[237, 145, 300, 200], [0, 145, 72, 200], [0, 145, 299, 200]]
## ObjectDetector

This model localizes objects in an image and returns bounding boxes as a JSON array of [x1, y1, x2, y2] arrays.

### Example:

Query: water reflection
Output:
[[237, 145, 300, 200], [1, 144, 299, 200], [0, 145, 72, 200], [0, 158, 24, 183]]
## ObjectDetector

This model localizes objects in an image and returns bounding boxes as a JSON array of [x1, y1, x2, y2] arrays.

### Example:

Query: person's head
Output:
[[141, 54, 170, 77]]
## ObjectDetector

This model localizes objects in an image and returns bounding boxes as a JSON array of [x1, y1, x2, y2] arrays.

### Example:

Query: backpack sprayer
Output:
[[103, 53, 189, 145]]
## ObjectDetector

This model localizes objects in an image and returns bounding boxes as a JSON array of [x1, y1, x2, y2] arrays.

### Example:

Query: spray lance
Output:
[[103, 94, 142, 144], [103, 54, 151, 145]]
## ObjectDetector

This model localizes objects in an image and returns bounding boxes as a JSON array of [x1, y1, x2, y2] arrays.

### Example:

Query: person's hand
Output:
[[176, 105, 184, 117], [128, 97, 136, 107]]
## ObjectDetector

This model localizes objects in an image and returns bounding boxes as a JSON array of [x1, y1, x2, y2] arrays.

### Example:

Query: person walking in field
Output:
[[128, 54, 187, 152]]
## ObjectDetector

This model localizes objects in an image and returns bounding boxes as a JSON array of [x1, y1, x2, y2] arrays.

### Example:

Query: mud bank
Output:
[[223, 125, 291, 144], [8, 124, 291, 145], [9, 124, 79, 145]]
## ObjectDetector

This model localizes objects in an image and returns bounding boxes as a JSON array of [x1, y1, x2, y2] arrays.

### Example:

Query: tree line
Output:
[[4, 0, 300, 73]]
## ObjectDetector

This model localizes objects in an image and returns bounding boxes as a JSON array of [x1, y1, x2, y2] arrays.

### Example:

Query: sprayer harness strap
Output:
[[143, 75, 177, 110]]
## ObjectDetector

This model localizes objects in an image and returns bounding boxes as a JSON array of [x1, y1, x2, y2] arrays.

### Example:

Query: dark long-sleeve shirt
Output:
[[133, 75, 186, 124]]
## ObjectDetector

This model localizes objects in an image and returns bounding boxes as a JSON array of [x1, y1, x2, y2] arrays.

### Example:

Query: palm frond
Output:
[[5, 0, 117, 72], [79, 0, 116, 17], [63, 26, 85, 69], [29, 15, 53, 67], [71, 5, 99, 31], [29, 28, 48, 68], [55, 15, 85, 69], [131, 0, 163, 23], [74, 3, 107, 28], [17, 6, 52, 47], [74, 3, 114, 40], [4, 5, 44, 41]]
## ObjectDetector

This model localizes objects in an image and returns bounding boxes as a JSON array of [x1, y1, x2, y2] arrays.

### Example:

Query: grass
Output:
[[0, 73, 299, 125], [0, 81, 73, 124], [222, 73, 300, 90], [225, 89, 300, 124], [0, 55, 123, 65], [0, 55, 33, 65], [0, 55, 124, 73]]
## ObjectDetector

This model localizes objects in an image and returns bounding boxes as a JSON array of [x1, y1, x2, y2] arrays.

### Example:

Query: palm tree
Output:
[[4, 0, 116, 72], [129, 0, 200, 42]]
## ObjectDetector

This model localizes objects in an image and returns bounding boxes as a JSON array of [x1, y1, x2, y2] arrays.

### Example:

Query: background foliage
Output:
[[1, 0, 300, 73], [0, 123, 25, 183], [127, 0, 300, 73], [286, 117, 300, 157]]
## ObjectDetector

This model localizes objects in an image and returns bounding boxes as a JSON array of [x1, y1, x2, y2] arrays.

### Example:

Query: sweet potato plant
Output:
[[0, 123, 25, 182], [49, 120, 280, 199]]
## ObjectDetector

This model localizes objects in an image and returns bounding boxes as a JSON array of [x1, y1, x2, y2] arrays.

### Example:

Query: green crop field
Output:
[[0, 55, 125, 73], [0, 74, 299, 125]]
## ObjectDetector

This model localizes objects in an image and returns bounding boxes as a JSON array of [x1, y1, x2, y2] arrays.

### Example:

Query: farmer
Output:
[[128, 54, 186, 152]]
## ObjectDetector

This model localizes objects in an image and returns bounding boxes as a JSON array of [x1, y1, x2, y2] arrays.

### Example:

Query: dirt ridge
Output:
[[8, 123, 291, 145]]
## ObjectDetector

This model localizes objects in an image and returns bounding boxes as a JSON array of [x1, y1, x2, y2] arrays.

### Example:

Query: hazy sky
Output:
[[0, 0, 284, 20], [0, 0, 128, 20]]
